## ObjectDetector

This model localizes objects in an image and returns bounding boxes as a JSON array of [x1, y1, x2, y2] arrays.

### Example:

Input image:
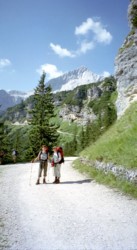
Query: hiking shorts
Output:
[[38, 160, 48, 177]]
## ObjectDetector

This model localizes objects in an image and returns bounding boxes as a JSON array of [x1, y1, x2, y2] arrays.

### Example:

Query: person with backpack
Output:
[[33, 145, 49, 185], [12, 149, 18, 163], [52, 146, 64, 184]]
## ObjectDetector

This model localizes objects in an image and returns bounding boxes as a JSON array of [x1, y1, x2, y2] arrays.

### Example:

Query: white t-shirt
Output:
[[53, 152, 61, 163]]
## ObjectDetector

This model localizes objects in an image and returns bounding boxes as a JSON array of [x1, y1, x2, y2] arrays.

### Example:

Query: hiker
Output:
[[12, 149, 18, 163], [33, 145, 49, 185], [52, 146, 63, 184]]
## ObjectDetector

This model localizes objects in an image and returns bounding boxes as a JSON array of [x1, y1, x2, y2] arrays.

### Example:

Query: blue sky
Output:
[[0, 0, 130, 92]]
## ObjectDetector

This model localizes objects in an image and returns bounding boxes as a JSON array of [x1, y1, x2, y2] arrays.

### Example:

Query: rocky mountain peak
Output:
[[47, 66, 103, 92]]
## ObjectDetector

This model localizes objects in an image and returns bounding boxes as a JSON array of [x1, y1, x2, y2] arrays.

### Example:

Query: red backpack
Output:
[[57, 147, 64, 164]]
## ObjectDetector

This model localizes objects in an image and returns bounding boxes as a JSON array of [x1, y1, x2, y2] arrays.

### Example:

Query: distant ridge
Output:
[[0, 66, 106, 111]]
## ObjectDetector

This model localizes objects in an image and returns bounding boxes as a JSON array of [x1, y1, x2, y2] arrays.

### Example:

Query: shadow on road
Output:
[[60, 179, 92, 184]]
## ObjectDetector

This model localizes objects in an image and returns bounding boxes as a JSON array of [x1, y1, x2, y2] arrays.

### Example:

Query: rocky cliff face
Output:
[[115, 0, 137, 117], [58, 77, 116, 126]]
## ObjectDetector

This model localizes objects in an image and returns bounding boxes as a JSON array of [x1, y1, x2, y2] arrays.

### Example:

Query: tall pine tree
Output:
[[29, 73, 59, 155]]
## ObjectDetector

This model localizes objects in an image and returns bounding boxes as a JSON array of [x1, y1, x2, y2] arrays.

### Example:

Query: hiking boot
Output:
[[56, 178, 60, 184], [53, 177, 57, 183], [43, 178, 46, 184], [36, 179, 40, 185]]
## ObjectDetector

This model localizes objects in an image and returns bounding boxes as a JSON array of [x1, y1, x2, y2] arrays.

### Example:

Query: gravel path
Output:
[[0, 157, 137, 250]]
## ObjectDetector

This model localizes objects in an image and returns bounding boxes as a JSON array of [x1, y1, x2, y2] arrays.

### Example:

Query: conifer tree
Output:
[[78, 127, 86, 151], [29, 72, 59, 155], [0, 122, 12, 163]]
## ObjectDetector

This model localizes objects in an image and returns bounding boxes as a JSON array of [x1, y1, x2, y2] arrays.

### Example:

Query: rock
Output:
[[114, 0, 137, 117]]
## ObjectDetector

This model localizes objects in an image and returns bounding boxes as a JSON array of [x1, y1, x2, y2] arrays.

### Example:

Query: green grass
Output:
[[57, 121, 83, 147], [80, 102, 137, 169], [59, 121, 81, 133], [73, 102, 137, 198], [50, 108, 83, 145], [73, 158, 137, 199]]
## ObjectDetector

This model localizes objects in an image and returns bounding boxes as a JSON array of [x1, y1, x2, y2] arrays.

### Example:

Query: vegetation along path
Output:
[[0, 157, 137, 250]]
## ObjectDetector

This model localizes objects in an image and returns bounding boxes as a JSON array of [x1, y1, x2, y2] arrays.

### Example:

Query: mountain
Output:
[[1, 76, 116, 127], [0, 89, 33, 112], [8, 90, 33, 100], [0, 67, 105, 111], [0, 90, 22, 112], [47, 66, 104, 92]]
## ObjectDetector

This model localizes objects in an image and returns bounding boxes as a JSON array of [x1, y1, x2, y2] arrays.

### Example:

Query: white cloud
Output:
[[91, 21, 112, 44], [50, 43, 75, 58], [77, 40, 95, 54], [75, 18, 112, 44], [50, 18, 112, 58], [75, 18, 94, 35], [37, 64, 63, 80], [0, 59, 11, 68]]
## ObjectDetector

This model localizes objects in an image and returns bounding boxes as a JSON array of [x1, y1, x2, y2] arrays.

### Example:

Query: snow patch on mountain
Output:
[[8, 90, 34, 101], [60, 69, 102, 91], [47, 66, 104, 92]]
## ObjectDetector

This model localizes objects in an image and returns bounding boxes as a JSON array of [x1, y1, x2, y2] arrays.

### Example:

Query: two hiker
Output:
[[32, 145, 64, 185]]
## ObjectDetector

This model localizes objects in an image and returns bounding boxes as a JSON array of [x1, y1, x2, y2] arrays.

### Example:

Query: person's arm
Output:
[[31, 152, 40, 163]]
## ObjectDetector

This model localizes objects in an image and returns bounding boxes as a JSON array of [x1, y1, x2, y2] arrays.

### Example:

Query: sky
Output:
[[0, 0, 130, 92]]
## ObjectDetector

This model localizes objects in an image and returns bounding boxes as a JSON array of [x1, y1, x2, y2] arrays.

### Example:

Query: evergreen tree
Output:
[[29, 72, 59, 155], [78, 127, 86, 151], [64, 140, 76, 156], [0, 123, 12, 163], [0, 122, 5, 152]]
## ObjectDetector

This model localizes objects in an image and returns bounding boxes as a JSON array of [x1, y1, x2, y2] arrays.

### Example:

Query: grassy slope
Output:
[[80, 101, 137, 169], [73, 102, 137, 198]]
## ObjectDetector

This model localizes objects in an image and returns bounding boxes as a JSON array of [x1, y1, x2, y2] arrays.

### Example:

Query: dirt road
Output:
[[0, 157, 137, 250]]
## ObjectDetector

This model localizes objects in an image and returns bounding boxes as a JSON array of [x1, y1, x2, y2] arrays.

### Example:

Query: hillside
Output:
[[74, 101, 137, 198], [80, 101, 137, 168]]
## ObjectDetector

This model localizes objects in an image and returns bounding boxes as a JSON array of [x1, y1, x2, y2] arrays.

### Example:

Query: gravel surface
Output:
[[0, 157, 137, 250]]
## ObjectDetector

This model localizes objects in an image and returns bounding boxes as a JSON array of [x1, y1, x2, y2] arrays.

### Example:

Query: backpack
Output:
[[57, 147, 64, 164]]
